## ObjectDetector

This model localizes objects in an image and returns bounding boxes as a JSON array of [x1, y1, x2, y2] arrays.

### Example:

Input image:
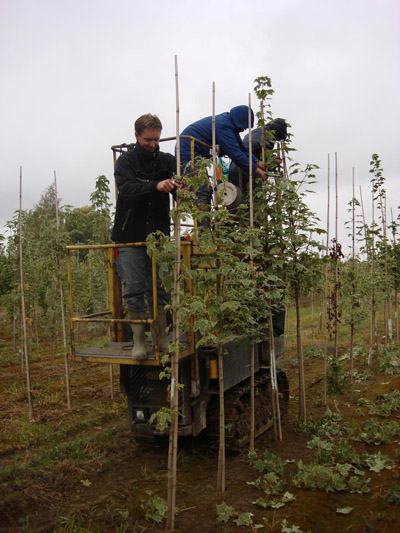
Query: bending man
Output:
[[179, 105, 268, 206]]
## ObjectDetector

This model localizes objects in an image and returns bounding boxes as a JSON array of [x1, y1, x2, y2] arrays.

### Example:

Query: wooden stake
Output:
[[19, 167, 34, 421], [334, 153, 339, 361], [377, 182, 389, 346], [54, 171, 72, 409], [385, 197, 392, 342], [216, 341, 225, 492], [269, 311, 282, 440], [212, 82, 218, 209], [295, 282, 306, 422], [350, 168, 355, 381], [369, 186, 376, 364], [166, 54, 181, 531], [323, 154, 330, 405], [247, 95, 256, 453], [391, 208, 399, 342], [213, 83, 226, 492]]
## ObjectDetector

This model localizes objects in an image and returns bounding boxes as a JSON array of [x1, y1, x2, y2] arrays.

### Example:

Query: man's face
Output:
[[135, 127, 161, 152]]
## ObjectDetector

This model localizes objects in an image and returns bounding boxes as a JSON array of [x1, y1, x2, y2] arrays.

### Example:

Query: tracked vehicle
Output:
[[66, 139, 289, 449]]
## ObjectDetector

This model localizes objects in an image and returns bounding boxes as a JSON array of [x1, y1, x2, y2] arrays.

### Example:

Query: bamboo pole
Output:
[[214, 83, 226, 492], [311, 289, 315, 338], [360, 184, 377, 359], [369, 186, 376, 364], [350, 168, 355, 381], [216, 341, 225, 493], [269, 141, 283, 440], [295, 282, 306, 422], [248, 95, 255, 453], [269, 312, 282, 439], [212, 82, 218, 209], [334, 153, 339, 361], [13, 298, 17, 356], [385, 197, 392, 342], [377, 184, 388, 346], [391, 208, 399, 342], [166, 54, 181, 531], [19, 167, 34, 421], [323, 154, 330, 405], [54, 172, 72, 409], [19, 304, 24, 373], [359, 186, 367, 260]]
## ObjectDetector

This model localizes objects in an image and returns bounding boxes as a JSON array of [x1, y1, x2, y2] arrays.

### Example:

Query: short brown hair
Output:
[[134, 114, 163, 135]]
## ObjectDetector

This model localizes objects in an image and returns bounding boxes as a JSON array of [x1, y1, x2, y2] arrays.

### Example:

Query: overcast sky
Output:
[[1, 0, 399, 253]]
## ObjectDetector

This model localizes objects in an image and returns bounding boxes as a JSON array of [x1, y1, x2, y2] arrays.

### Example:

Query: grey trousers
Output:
[[116, 246, 169, 313]]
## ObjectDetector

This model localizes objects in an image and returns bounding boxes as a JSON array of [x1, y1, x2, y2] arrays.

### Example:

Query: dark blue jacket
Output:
[[179, 105, 258, 173]]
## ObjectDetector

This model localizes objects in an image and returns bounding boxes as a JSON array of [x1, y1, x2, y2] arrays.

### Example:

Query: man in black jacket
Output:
[[111, 114, 177, 359]]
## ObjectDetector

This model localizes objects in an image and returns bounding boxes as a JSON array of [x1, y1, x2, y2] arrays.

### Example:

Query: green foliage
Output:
[[357, 389, 400, 417], [247, 471, 287, 496], [292, 460, 370, 493], [294, 407, 352, 438], [362, 451, 393, 472], [376, 343, 400, 374], [216, 501, 236, 523], [281, 519, 309, 533], [334, 439, 362, 466], [292, 460, 347, 492], [248, 449, 289, 476], [1, 175, 112, 349], [149, 407, 173, 432], [306, 435, 335, 464], [336, 507, 353, 515], [233, 512, 255, 527], [216, 502, 263, 529], [359, 418, 400, 445], [340, 258, 370, 329], [253, 491, 295, 509], [386, 485, 400, 505], [142, 494, 167, 524], [327, 355, 346, 394]]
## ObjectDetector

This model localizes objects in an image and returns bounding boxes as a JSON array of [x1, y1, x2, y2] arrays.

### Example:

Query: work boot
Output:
[[127, 311, 147, 360], [151, 306, 170, 353]]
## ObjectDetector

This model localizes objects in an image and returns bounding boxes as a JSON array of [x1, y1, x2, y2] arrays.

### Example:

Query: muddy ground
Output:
[[0, 322, 399, 532]]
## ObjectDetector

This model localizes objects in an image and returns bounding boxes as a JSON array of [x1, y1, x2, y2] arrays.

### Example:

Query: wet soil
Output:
[[0, 325, 399, 532]]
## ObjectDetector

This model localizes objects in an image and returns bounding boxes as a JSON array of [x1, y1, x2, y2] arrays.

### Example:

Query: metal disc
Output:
[[217, 182, 243, 209]]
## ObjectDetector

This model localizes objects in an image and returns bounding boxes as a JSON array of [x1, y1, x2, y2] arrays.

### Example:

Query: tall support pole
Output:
[[378, 187, 389, 347], [323, 154, 330, 405], [391, 208, 399, 342], [248, 95, 255, 453], [19, 167, 34, 421], [166, 55, 181, 532], [350, 168, 355, 381], [54, 171, 72, 408], [212, 82, 218, 209], [383, 196, 391, 343], [334, 153, 339, 361], [213, 83, 226, 493], [369, 186, 376, 364]]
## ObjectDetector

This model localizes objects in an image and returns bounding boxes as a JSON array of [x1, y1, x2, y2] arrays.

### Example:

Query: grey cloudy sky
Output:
[[1, 0, 399, 252]]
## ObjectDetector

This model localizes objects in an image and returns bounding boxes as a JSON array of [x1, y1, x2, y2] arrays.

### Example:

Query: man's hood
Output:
[[229, 105, 254, 131]]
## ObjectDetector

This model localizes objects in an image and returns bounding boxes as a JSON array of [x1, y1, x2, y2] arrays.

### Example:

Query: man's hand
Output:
[[255, 166, 268, 182], [156, 179, 176, 193]]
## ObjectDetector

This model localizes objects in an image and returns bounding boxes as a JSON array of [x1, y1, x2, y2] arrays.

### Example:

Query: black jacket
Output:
[[111, 143, 176, 243]]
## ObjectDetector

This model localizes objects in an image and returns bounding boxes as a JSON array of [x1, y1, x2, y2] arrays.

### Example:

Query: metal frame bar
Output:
[[66, 241, 196, 365]]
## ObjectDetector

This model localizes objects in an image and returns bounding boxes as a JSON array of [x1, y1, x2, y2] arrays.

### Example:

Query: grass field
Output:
[[0, 302, 399, 532]]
